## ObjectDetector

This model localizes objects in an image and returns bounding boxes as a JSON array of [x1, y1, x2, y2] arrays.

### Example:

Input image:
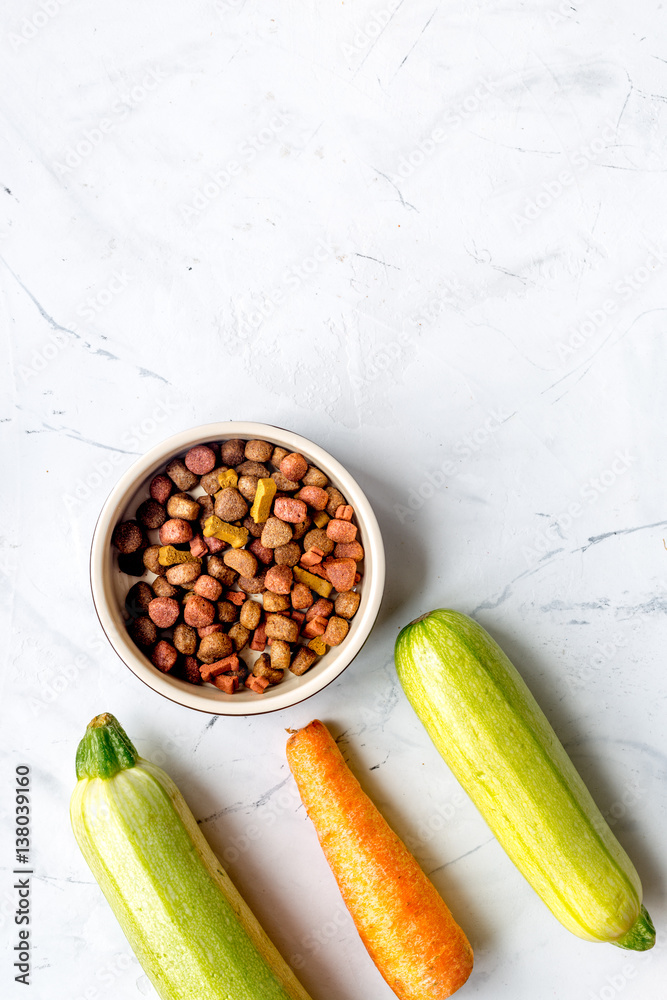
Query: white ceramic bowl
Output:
[[90, 422, 385, 715]]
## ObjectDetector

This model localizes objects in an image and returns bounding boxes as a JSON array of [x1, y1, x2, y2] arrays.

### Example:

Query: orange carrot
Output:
[[286, 720, 473, 1000]]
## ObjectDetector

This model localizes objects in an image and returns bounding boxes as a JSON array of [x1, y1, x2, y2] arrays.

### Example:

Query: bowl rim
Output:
[[90, 421, 386, 716]]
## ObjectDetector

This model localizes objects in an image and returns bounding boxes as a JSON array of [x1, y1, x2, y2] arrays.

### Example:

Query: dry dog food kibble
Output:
[[113, 436, 365, 693]]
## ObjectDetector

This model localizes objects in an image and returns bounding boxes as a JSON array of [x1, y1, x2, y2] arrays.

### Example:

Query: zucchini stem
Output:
[[612, 905, 656, 952], [75, 713, 138, 781]]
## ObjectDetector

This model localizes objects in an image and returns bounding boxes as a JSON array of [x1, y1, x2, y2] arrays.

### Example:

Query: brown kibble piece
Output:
[[237, 571, 266, 594], [142, 545, 166, 577], [280, 452, 308, 482], [198, 632, 233, 663], [239, 599, 262, 630], [291, 583, 313, 609], [243, 515, 264, 538], [166, 458, 199, 491], [200, 467, 229, 494], [193, 575, 223, 601], [152, 576, 179, 598], [273, 541, 301, 566], [112, 521, 144, 554], [271, 471, 300, 492], [235, 460, 271, 478], [325, 486, 346, 517], [265, 564, 293, 595], [245, 439, 273, 463], [183, 595, 215, 628], [183, 656, 202, 685], [214, 487, 248, 522], [220, 439, 246, 466], [261, 517, 293, 549], [323, 557, 357, 593], [334, 591, 361, 619], [264, 614, 300, 643], [290, 646, 317, 676], [125, 581, 154, 617], [167, 493, 201, 521], [271, 446, 289, 468], [148, 597, 180, 628], [274, 497, 308, 523], [223, 548, 258, 578], [269, 640, 291, 672], [185, 444, 216, 475], [119, 550, 148, 577], [136, 499, 167, 530], [166, 562, 201, 586], [128, 616, 157, 648], [216, 599, 238, 623], [151, 640, 178, 673], [303, 528, 334, 556], [323, 616, 349, 646], [228, 622, 251, 651], [238, 475, 259, 502], [159, 518, 193, 545], [253, 652, 282, 684], [173, 623, 198, 655], [302, 466, 328, 488], [206, 556, 238, 586], [263, 592, 290, 612], [292, 517, 311, 541], [150, 474, 173, 504]]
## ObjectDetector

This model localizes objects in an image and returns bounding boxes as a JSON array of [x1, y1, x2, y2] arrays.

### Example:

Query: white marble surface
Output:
[[2, 0, 667, 997]]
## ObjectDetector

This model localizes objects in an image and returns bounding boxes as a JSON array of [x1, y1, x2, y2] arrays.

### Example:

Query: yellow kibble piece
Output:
[[308, 636, 327, 656], [250, 477, 277, 524], [217, 469, 239, 489], [293, 565, 333, 599], [202, 515, 249, 548], [312, 510, 330, 529], [158, 546, 201, 567]]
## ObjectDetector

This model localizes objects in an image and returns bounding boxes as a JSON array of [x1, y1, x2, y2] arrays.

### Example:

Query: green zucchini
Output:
[[70, 713, 313, 1000], [394, 609, 655, 950]]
